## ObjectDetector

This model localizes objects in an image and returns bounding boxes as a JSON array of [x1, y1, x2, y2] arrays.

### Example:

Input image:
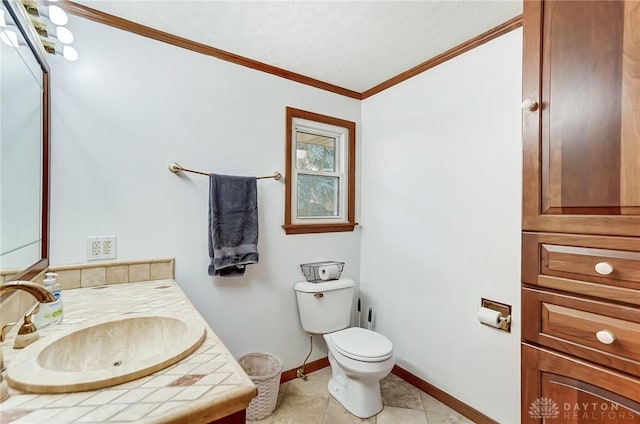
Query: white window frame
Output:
[[291, 118, 348, 225]]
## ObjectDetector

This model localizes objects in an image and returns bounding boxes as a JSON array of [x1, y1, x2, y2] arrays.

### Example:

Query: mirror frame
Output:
[[2, 0, 50, 281]]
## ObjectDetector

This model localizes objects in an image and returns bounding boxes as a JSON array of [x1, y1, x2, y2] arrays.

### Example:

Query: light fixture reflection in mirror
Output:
[[23, 1, 68, 25], [45, 4, 67, 25], [2, 0, 79, 62], [40, 38, 77, 61], [62, 44, 76, 60], [55, 25, 72, 43]]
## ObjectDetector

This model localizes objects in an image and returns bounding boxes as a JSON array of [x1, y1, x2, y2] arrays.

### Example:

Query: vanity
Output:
[[0, 279, 257, 423]]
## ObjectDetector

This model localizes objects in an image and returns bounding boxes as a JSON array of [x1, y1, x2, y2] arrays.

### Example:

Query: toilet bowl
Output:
[[324, 327, 394, 418]]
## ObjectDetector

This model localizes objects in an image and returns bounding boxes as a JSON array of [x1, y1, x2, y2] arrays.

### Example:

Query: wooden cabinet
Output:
[[521, 0, 640, 420], [522, 0, 640, 237], [522, 344, 640, 424]]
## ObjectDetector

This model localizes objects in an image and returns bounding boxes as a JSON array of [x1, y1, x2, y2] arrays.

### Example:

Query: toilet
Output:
[[294, 278, 394, 418]]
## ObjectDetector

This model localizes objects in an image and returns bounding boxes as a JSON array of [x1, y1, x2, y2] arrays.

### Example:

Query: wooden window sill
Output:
[[282, 223, 357, 235]]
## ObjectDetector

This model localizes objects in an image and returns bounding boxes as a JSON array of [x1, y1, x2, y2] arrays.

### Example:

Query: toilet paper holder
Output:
[[479, 298, 512, 332], [300, 261, 345, 283]]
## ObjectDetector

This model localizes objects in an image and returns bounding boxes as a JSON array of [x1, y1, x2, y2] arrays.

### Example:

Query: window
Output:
[[283, 107, 356, 234]]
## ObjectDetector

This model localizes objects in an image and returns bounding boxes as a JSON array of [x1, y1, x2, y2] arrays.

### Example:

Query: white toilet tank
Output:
[[295, 278, 355, 334]]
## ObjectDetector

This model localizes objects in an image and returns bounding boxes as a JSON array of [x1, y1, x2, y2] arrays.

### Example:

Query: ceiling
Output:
[[74, 0, 523, 93]]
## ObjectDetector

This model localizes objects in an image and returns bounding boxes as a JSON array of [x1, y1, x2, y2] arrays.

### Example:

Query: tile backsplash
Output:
[[50, 258, 175, 290], [0, 258, 174, 327]]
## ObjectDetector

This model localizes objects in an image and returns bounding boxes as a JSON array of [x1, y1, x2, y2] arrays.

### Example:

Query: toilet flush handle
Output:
[[314, 293, 324, 299]]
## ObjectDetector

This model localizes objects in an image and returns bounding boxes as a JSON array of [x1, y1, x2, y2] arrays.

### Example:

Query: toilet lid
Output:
[[329, 327, 393, 362]]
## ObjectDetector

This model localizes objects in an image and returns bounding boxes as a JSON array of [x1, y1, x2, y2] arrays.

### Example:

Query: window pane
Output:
[[297, 174, 339, 217], [296, 131, 336, 172]]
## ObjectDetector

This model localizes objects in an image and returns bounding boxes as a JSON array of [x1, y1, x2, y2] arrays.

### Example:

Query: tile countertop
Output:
[[0, 280, 257, 424]]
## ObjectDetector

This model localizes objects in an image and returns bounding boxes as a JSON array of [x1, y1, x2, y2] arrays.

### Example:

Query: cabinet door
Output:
[[522, 344, 640, 423], [522, 0, 640, 236]]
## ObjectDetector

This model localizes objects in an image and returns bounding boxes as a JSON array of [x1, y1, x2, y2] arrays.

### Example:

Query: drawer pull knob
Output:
[[594, 262, 614, 275], [596, 330, 616, 345], [521, 99, 539, 111]]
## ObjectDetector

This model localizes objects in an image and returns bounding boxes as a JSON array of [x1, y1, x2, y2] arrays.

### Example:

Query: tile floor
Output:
[[247, 368, 475, 424]]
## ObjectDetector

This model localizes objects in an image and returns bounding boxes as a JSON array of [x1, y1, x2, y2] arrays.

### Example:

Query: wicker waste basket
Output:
[[239, 352, 283, 421]]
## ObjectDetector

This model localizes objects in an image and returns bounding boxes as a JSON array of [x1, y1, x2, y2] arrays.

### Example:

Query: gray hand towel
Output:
[[208, 174, 259, 277]]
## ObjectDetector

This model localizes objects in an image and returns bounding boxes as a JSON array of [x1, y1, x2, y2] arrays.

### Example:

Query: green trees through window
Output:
[[296, 132, 338, 217]]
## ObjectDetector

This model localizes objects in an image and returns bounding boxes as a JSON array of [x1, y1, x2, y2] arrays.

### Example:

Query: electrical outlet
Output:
[[102, 236, 116, 259], [91, 240, 101, 256], [87, 236, 117, 260], [87, 237, 100, 260]]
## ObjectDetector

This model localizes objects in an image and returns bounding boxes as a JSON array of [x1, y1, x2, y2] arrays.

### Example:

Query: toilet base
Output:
[[326, 351, 388, 419], [328, 374, 383, 419]]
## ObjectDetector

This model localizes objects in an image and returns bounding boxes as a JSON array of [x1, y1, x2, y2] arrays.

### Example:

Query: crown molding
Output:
[[361, 15, 523, 99], [59, 0, 362, 99], [60, 1, 522, 101]]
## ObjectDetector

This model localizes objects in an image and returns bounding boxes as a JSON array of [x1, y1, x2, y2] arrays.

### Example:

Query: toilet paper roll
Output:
[[477, 307, 502, 328], [318, 264, 341, 280]]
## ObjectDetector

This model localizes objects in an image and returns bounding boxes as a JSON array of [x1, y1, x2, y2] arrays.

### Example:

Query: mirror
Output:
[[0, 0, 49, 281]]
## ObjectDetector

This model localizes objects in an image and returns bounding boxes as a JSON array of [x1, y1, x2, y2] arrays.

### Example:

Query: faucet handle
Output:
[[23, 302, 40, 321], [13, 303, 42, 349], [0, 322, 17, 343]]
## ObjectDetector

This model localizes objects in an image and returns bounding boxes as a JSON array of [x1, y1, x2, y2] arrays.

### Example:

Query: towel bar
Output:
[[169, 162, 282, 180]]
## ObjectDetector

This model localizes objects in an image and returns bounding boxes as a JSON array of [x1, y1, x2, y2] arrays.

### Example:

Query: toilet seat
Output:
[[327, 327, 393, 362]]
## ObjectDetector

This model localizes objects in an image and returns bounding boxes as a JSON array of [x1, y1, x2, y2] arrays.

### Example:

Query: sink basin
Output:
[[6, 312, 206, 393]]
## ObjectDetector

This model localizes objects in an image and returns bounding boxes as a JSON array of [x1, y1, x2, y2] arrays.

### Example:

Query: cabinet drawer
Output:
[[522, 344, 640, 424], [523, 288, 640, 377], [523, 233, 640, 306]]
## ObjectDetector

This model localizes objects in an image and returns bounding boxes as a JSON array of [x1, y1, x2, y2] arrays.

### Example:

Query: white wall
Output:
[[360, 29, 522, 423], [48, 16, 361, 369]]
